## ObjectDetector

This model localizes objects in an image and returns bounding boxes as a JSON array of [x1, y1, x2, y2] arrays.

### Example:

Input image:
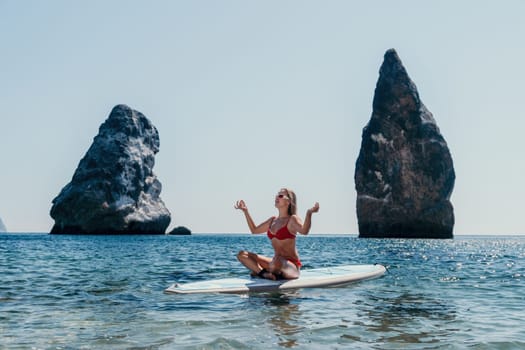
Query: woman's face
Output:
[[274, 190, 290, 208]]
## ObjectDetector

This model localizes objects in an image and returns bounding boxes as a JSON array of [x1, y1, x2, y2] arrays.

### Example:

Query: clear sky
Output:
[[1, 1, 524, 234]]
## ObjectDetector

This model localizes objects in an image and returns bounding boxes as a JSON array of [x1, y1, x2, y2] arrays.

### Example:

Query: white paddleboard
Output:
[[165, 264, 386, 294]]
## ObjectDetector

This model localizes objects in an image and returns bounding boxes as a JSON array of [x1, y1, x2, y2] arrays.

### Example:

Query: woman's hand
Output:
[[307, 202, 320, 214], [235, 200, 248, 212], [235, 200, 265, 233]]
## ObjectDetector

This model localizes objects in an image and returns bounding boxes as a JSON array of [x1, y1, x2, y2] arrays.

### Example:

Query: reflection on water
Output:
[[356, 291, 456, 346], [248, 291, 303, 348]]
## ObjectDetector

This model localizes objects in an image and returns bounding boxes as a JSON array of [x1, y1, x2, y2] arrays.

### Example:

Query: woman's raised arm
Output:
[[235, 200, 272, 234], [290, 202, 320, 235]]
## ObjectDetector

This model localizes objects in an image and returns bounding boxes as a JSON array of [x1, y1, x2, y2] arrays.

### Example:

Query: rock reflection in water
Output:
[[354, 291, 457, 345]]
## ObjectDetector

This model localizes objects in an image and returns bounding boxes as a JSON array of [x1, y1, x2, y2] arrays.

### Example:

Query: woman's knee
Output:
[[237, 250, 250, 261]]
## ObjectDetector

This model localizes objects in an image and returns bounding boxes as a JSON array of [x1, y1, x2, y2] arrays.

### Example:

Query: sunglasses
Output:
[[276, 194, 289, 199]]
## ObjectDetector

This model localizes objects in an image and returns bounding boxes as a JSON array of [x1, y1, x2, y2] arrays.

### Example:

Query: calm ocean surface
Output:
[[1, 233, 524, 349]]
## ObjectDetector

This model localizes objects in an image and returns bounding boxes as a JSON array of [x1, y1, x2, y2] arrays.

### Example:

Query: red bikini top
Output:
[[267, 217, 296, 240]]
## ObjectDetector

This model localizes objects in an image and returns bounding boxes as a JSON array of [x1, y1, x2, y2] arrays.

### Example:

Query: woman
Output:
[[235, 188, 320, 280]]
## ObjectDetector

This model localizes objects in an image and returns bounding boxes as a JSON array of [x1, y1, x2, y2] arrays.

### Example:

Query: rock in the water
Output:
[[0, 217, 6, 232], [168, 226, 191, 235], [355, 49, 455, 238], [50, 104, 171, 234]]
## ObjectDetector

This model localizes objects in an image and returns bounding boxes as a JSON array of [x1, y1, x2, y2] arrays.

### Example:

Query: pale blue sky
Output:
[[1, 1, 524, 234]]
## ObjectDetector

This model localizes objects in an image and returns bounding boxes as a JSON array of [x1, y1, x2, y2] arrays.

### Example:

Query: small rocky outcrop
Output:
[[0, 217, 6, 232], [50, 104, 171, 234], [168, 226, 191, 235], [355, 49, 455, 238]]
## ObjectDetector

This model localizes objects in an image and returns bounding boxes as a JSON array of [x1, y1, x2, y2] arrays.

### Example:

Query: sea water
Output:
[[1, 233, 524, 349]]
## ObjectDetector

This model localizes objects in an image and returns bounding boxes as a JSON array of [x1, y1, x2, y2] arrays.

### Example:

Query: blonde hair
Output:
[[282, 188, 297, 216]]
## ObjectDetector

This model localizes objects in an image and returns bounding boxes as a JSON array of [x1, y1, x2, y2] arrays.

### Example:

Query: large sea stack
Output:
[[50, 104, 171, 234], [355, 49, 455, 238], [0, 217, 6, 232]]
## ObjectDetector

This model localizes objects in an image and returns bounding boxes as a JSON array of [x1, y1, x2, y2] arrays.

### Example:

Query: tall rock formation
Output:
[[0, 217, 6, 232], [355, 49, 455, 238], [50, 104, 171, 234]]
